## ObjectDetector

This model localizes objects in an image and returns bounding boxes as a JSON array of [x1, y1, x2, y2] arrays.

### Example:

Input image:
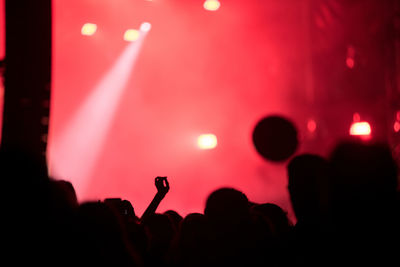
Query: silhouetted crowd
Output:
[[2, 138, 399, 267]]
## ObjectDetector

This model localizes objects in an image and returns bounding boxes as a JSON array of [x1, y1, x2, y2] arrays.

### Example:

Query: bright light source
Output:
[[204, 0, 220, 11], [81, 23, 97, 36], [346, 57, 355, 69], [197, 134, 218, 150], [307, 119, 317, 133], [349, 122, 371, 137], [140, 22, 152, 32], [124, 29, 140, 42], [394, 121, 400, 133], [50, 39, 146, 197]]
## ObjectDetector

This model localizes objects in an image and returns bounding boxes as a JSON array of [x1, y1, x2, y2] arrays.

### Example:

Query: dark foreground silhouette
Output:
[[2, 139, 399, 266]]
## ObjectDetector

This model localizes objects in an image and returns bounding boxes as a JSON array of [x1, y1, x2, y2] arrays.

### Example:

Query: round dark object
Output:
[[252, 115, 298, 162]]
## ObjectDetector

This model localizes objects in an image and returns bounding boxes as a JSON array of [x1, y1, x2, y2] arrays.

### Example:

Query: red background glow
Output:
[[0, 0, 338, 221]]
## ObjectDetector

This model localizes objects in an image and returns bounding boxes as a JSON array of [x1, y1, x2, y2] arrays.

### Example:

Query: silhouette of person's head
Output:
[[104, 198, 138, 223], [251, 203, 292, 236], [142, 213, 175, 266], [287, 154, 329, 223], [204, 187, 250, 230], [164, 209, 183, 231], [179, 213, 208, 242], [175, 213, 210, 266], [204, 188, 270, 265], [328, 141, 398, 220], [325, 141, 399, 266], [76, 201, 139, 266], [50, 179, 78, 211]]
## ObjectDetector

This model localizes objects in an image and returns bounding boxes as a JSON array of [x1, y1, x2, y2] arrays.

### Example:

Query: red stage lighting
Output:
[[50, 39, 147, 198], [307, 119, 317, 133], [140, 22, 152, 32], [81, 23, 97, 36], [346, 57, 355, 69], [394, 121, 400, 133], [203, 0, 220, 11], [349, 121, 371, 138], [197, 134, 218, 150], [124, 29, 140, 42]]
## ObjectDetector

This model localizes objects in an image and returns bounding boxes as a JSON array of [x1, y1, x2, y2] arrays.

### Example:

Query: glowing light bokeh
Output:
[[346, 57, 355, 69], [140, 22, 152, 32], [394, 121, 400, 133], [307, 119, 317, 133], [124, 29, 140, 42], [81, 23, 97, 36], [203, 0, 221, 11], [197, 134, 218, 150], [349, 121, 372, 136]]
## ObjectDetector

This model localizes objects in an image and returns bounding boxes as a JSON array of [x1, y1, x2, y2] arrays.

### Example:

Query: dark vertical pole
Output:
[[390, 0, 400, 169], [2, 0, 51, 165]]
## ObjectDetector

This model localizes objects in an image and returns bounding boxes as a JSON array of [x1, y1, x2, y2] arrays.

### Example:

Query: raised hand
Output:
[[155, 176, 170, 197], [141, 176, 170, 222]]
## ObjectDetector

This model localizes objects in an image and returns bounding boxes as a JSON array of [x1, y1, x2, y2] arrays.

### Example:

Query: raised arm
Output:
[[140, 176, 169, 222]]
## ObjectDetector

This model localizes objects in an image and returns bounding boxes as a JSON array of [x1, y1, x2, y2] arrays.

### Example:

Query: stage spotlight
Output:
[[203, 0, 220, 11], [346, 57, 355, 69], [197, 134, 218, 150], [307, 119, 317, 133], [394, 121, 400, 133], [349, 121, 371, 138], [50, 38, 147, 198], [140, 22, 152, 32], [124, 29, 140, 42], [81, 23, 97, 36]]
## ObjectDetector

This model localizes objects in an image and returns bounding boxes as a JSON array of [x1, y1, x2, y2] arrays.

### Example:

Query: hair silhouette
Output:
[[287, 153, 329, 223]]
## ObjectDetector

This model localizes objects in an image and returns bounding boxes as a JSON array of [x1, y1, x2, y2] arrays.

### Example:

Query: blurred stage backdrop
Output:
[[0, 0, 399, 221]]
